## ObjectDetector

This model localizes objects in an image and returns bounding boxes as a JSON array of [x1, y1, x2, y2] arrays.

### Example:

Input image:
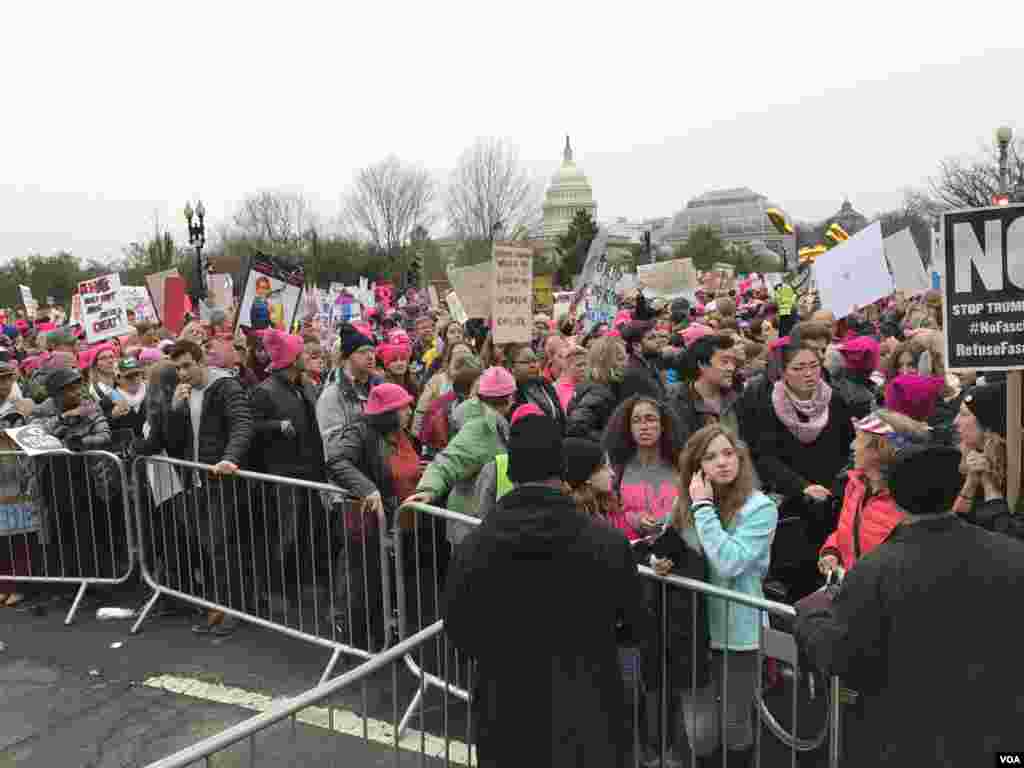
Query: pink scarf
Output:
[[772, 379, 832, 445]]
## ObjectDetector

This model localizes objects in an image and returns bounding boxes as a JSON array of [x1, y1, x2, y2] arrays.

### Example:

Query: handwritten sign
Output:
[[491, 245, 533, 344], [448, 262, 492, 319], [428, 285, 439, 308], [78, 273, 131, 343], [446, 292, 468, 324], [637, 258, 699, 299]]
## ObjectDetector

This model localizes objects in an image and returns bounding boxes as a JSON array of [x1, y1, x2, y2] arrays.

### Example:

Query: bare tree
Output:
[[343, 156, 437, 254], [444, 138, 543, 240], [918, 140, 1024, 211], [233, 190, 313, 245]]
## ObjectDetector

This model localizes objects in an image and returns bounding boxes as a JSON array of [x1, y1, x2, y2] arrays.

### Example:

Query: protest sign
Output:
[[491, 245, 533, 344], [637, 258, 699, 300], [446, 292, 468, 324], [448, 262, 491, 318], [532, 275, 553, 311], [120, 286, 156, 322], [236, 254, 304, 332], [428, 285, 439, 308], [78, 273, 132, 343], [144, 268, 180, 324], [553, 299, 572, 326], [18, 285, 37, 318], [942, 205, 1024, 371], [883, 228, 930, 295], [812, 222, 891, 321], [3, 424, 64, 456]]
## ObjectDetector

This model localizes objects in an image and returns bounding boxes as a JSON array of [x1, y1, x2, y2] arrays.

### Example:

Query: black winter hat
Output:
[[620, 320, 654, 345], [563, 438, 605, 488], [46, 367, 83, 399], [507, 414, 563, 484], [670, 298, 691, 326], [963, 381, 1007, 437], [887, 445, 963, 516], [339, 323, 376, 358]]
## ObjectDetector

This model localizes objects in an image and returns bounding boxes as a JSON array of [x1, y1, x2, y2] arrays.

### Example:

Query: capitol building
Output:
[[541, 136, 598, 251]]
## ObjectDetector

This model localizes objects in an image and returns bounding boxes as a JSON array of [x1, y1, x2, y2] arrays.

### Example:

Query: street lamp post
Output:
[[996, 125, 1013, 202], [184, 200, 207, 308]]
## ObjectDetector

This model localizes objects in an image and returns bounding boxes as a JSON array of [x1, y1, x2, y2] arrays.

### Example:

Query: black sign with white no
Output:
[[943, 205, 1024, 371]]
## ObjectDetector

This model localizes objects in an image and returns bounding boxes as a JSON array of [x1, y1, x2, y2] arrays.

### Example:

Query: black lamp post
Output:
[[184, 199, 207, 306]]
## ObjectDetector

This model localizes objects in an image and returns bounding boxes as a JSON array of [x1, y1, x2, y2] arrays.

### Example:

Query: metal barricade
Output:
[[143, 620, 479, 768], [0, 448, 134, 624], [131, 455, 396, 684], [394, 501, 845, 767]]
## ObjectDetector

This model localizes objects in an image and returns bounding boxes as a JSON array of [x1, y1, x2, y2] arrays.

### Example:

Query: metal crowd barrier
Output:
[[143, 620, 479, 768], [394, 501, 844, 768], [131, 455, 396, 684], [0, 449, 135, 624]]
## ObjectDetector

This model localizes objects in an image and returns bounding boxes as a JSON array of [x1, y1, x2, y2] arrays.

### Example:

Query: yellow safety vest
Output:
[[494, 453, 513, 500]]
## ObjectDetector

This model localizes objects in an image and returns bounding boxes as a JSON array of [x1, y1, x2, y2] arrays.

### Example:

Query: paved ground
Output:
[[0, 580, 835, 767]]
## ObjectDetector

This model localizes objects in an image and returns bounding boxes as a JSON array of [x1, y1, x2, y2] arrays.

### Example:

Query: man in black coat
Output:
[[159, 339, 254, 635], [794, 445, 1024, 766], [250, 330, 327, 616], [443, 411, 648, 768]]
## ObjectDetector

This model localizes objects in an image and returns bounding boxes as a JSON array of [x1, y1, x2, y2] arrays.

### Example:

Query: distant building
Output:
[[796, 199, 871, 249], [542, 136, 597, 258], [662, 187, 797, 266]]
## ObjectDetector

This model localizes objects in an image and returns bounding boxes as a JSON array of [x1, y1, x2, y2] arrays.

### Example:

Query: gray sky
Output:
[[2, 2, 1021, 264]]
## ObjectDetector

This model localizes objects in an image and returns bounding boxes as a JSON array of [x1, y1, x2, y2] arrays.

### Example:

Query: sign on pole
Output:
[[446, 291, 468, 324], [942, 204, 1024, 371], [79, 273, 132, 343], [812, 221, 892, 321], [491, 244, 533, 344], [637, 258, 699, 300]]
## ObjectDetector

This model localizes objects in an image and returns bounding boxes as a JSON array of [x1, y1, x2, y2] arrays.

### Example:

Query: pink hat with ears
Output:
[[262, 330, 305, 371], [138, 347, 163, 363], [477, 366, 516, 398]]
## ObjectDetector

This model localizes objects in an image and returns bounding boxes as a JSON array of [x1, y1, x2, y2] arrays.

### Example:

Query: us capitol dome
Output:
[[542, 135, 597, 245]]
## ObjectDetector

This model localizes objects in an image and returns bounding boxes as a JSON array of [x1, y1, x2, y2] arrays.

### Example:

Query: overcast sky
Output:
[[2, 2, 1021, 264]]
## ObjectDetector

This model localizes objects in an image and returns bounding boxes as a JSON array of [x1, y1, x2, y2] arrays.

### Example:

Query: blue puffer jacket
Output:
[[691, 491, 778, 651]]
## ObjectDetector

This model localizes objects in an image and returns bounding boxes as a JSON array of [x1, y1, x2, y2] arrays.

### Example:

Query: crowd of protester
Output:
[[0, 274, 1020, 765]]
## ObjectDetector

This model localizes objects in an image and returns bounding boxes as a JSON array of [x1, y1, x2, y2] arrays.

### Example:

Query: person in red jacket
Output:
[[818, 409, 930, 576]]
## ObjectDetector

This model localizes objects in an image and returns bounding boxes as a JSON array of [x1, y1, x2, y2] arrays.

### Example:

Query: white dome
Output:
[[542, 136, 597, 245]]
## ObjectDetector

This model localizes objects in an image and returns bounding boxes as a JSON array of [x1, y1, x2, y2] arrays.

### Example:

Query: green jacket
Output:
[[416, 397, 509, 544]]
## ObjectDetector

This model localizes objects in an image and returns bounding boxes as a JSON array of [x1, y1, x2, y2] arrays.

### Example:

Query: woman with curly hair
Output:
[[601, 394, 683, 541]]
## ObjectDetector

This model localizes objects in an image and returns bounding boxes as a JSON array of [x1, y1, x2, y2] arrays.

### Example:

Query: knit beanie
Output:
[[838, 336, 880, 374], [563, 438, 605, 488], [887, 445, 963, 516], [510, 403, 544, 424], [377, 343, 411, 368], [263, 330, 305, 371], [507, 414, 564, 484], [963, 381, 1007, 437], [884, 374, 945, 422], [339, 324, 375, 358]]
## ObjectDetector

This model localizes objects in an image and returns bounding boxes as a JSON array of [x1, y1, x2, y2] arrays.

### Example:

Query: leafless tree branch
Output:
[[343, 156, 437, 253], [232, 190, 313, 245], [444, 138, 543, 240]]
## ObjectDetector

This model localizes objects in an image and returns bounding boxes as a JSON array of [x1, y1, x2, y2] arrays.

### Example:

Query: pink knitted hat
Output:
[[364, 382, 413, 416], [511, 403, 544, 424], [884, 374, 945, 422], [263, 330, 305, 371], [477, 366, 516, 398]]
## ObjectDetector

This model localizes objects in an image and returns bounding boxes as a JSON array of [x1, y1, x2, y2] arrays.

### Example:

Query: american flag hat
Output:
[[852, 413, 895, 435]]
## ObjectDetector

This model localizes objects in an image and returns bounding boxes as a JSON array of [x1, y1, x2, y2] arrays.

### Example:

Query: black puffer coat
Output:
[[514, 378, 565, 433], [160, 374, 253, 467], [565, 381, 619, 443]]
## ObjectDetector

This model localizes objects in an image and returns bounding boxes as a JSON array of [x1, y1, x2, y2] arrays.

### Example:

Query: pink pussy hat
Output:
[[263, 330, 305, 371], [364, 382, 414, 415], [477, 366, 516, 398]]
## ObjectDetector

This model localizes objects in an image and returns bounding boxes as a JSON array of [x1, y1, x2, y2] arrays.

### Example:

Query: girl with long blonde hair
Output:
[[656, 424, 778, 765]]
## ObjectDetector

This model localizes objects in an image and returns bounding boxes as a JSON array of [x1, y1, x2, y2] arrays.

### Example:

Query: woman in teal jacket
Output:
[[659, 423, 777, 767]]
